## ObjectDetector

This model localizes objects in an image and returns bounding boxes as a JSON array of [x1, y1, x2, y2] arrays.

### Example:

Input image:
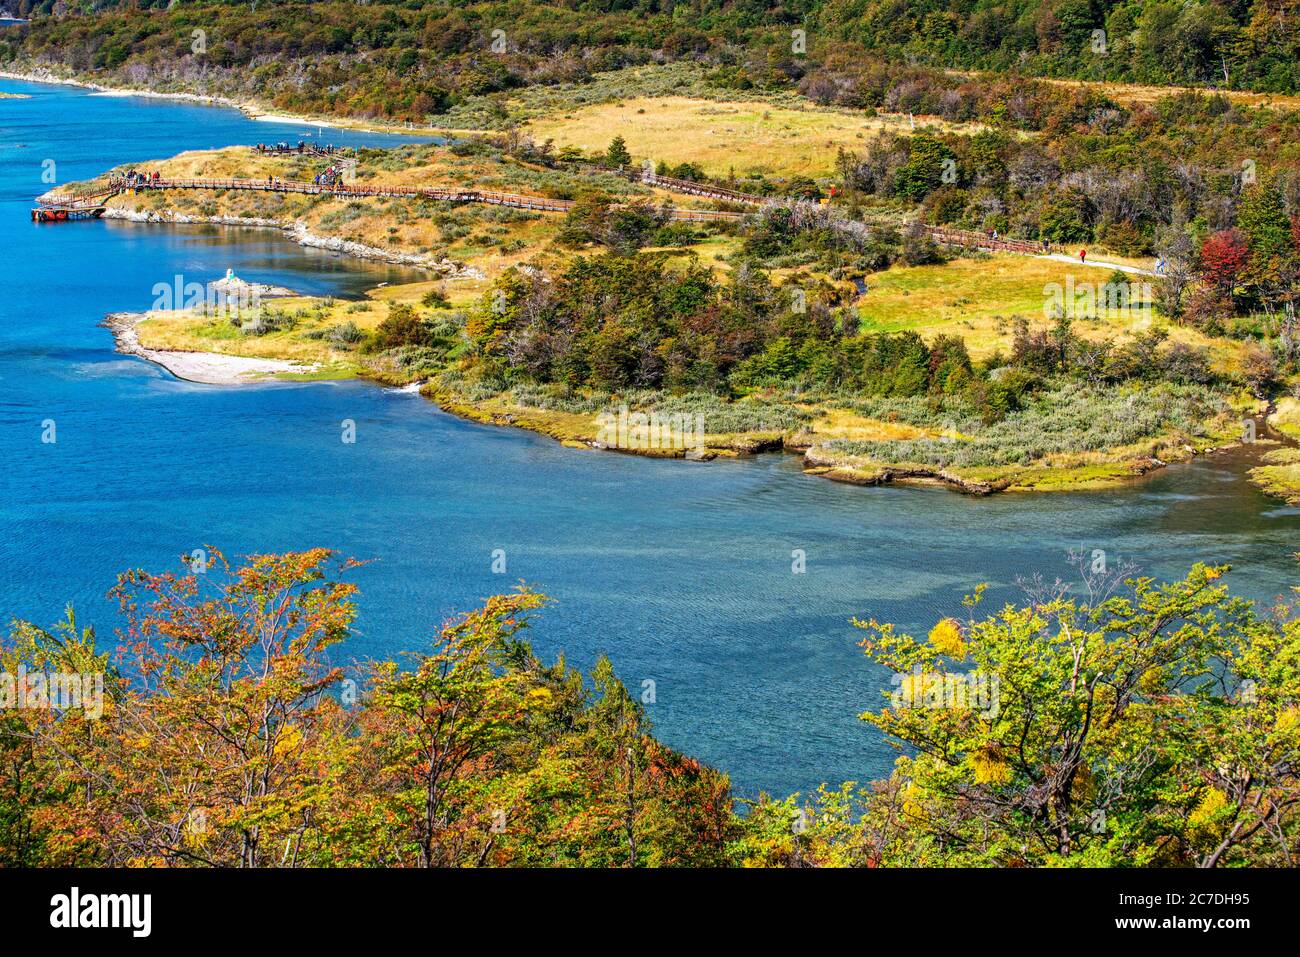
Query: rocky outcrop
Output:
[[283, 222, 479, 276], [802, 447, 1011, 495]]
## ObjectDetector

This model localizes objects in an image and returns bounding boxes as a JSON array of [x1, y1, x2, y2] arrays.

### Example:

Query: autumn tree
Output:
[[360, 591, 550, 867], [349, 595, 734, 867], [374, 301, 436, 349], [846, 562, 1300, 866], [1, 555, 738, 868], [1189, 228, 1250, 325], [0, 610, 114, 866], [0, 550, 361, 866], [102, 548, 359, 866]]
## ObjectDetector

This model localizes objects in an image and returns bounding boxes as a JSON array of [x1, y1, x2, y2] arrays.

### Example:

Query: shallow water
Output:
[[2, 77, 1298, 797]]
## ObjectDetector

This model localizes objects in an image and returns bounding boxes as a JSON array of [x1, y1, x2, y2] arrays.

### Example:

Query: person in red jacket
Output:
[[1080, 248, 1087, 263]]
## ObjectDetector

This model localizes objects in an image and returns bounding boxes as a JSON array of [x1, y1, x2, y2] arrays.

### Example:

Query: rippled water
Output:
[[2, 78, 1298, 797]]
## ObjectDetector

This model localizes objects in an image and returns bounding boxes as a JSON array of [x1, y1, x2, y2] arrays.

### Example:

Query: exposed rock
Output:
[[802, 447, 1010, 495], [210, 273, 296, 299]]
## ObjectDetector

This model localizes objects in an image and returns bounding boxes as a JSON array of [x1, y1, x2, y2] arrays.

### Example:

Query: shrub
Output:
[[421, 288, 451, 308], [374, 303, 435, 350]]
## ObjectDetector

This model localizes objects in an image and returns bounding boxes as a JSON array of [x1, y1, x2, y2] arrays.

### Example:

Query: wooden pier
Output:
[[32, 186, 114, 223]]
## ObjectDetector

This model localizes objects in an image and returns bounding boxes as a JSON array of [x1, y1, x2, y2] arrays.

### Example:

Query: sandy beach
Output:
[[103, 311, 319, 385]]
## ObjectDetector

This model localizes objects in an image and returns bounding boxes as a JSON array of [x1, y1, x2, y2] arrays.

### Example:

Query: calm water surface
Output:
[[2, 78, 1298, 797]]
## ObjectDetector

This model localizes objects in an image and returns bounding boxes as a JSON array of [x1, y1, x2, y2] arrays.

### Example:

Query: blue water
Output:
[[2, 78, 1299, 798]]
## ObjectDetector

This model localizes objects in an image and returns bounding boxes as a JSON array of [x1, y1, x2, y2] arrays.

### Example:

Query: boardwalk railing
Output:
[[591, 163, 1053, 252], [916, 224, 1047, 255], [36, 187, 118, 209], [100, 176, 746, 221], [637, 170, 765, 206], [566, 159, 768, 207], [601, 164, 1054, 252]]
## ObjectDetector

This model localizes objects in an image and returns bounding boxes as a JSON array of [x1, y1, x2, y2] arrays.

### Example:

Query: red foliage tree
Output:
[[1199, 228, 1249, 297]]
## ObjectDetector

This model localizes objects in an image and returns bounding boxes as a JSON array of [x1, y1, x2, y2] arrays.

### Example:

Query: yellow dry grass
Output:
[[522, 96, 991, 178], [855, 254, 1249, 370], [807, 408, 942, 442], [134, 282, 441, 375], [1038, 77, 1300, 112], [1269, 397, 1300, 439]]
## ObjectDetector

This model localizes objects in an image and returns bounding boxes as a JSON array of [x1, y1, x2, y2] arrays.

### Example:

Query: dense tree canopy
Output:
[[0, 0, 1295, 127]]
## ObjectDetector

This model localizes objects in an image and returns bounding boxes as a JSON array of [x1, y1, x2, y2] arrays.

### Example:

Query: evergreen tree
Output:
[[606, 135, 632, 168]]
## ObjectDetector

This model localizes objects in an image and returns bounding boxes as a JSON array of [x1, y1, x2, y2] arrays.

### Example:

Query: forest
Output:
[[0, 0, 1295, 129]]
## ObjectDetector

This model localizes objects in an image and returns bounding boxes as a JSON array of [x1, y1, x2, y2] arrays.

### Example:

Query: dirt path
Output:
[[1035, 252, 1156, 276]]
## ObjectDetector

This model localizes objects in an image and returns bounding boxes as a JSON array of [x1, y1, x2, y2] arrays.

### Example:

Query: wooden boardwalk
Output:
[[638, 170, 764, 206], [921, 225, 1046, 256], [37, 168, 1060, 256], [63, 176, 747, 222]]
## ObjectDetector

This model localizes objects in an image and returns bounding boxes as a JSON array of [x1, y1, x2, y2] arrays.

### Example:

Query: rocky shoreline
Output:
[[101, 207, 482, 277]]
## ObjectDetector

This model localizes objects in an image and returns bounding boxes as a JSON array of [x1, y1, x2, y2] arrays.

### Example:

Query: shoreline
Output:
[[57, 111, 1269, 502], [100, 284, 1227, 495], [100, 272, 1259, 498], [0, 67, 445, 137], [91, 213, 1256, 496], [423, 385, 1255, 497], [103, 311, 320, 385], [102, 207, 481, 277]]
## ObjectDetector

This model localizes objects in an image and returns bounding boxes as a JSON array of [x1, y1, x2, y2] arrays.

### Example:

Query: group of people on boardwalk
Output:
[[254, 141, 341, 157], [116, 169, 161, 189], [313, 165, 346, 188]]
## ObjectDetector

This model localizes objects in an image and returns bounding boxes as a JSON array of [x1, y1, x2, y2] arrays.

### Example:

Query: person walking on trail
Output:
[[1080, 248, 1087, 264]]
